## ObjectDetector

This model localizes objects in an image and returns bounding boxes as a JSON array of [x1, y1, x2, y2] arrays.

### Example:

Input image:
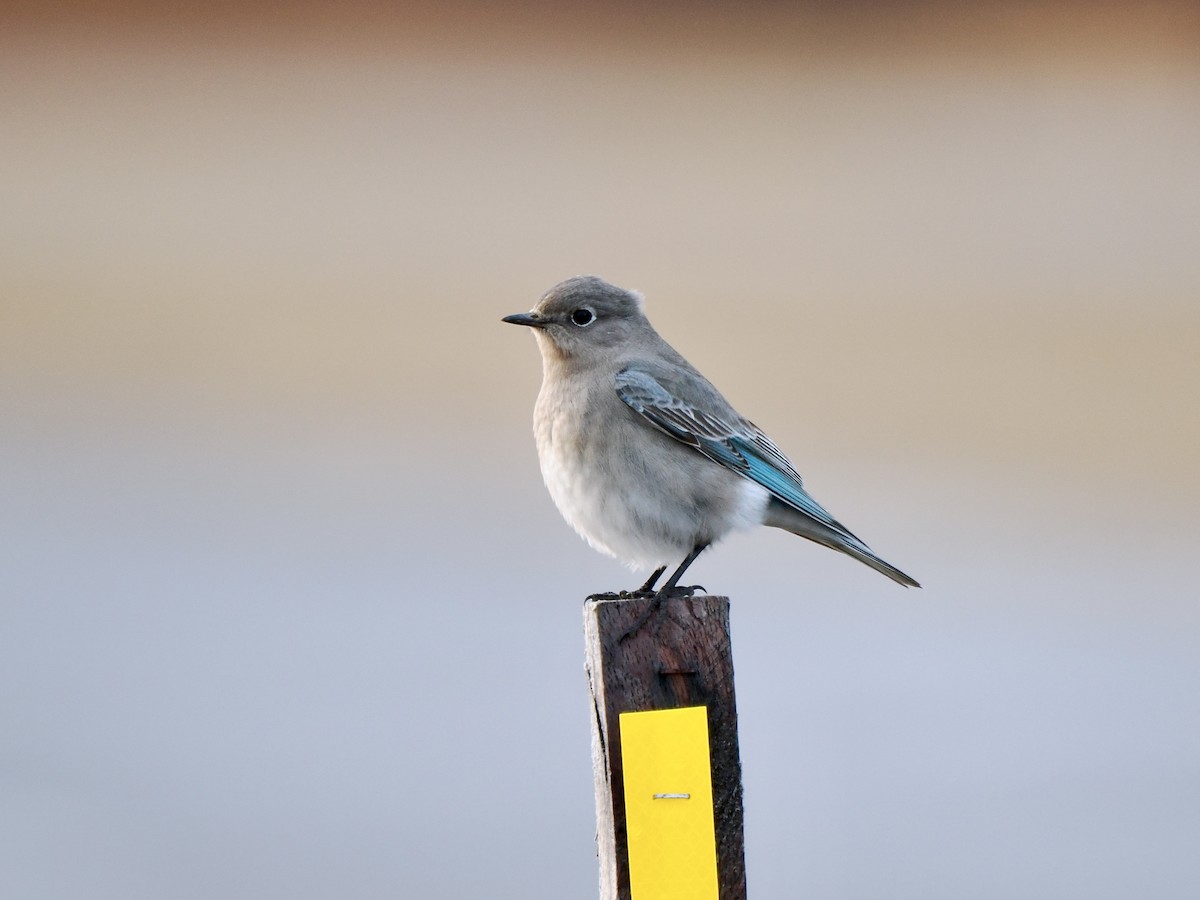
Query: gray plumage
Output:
[[503, 275, 919, 594]]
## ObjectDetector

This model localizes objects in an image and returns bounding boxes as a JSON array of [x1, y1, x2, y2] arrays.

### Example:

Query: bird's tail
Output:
[[763, 498, 921, 588]]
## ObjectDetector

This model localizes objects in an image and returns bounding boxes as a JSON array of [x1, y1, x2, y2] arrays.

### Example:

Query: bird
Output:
[[502, 275, 919, 599]]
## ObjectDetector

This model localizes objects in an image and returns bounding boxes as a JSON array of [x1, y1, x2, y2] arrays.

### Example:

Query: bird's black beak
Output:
[[502, 312, 546, 329]]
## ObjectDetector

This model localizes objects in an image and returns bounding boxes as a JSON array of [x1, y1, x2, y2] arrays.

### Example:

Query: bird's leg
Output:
[[619, 545, 709, 642], [586, 565, 667, 603], [655, 543, 709, 598], [629, 566, 667, 598]]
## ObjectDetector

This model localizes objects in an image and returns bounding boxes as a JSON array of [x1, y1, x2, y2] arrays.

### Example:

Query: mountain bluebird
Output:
[[503, 275, 919, 597]]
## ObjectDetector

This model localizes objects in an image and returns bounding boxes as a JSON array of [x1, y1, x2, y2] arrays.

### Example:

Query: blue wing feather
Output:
[[732, 438, 843, 529], [614, 367, 861, 546]]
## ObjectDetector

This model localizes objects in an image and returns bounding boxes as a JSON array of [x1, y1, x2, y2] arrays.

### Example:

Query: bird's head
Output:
[[503, 275, 650, 363]]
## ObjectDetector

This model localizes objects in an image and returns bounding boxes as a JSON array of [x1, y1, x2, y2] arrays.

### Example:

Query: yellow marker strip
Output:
[[619, 706, 718, 900]]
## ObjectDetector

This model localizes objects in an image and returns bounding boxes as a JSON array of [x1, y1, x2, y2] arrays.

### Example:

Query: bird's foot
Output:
[[586, 588, 659, 602], [655, 584, 705, 599]]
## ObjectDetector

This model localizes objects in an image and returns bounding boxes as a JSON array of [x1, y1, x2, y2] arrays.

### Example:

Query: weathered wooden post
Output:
[[584, 594, 747, 900]]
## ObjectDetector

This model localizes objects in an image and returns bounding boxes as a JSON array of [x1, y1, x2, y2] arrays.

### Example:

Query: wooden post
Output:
[[584, 594, 747, 900]]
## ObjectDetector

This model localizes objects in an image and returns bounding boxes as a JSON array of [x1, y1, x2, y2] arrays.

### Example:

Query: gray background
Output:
[[3, 2, 1198, 897]]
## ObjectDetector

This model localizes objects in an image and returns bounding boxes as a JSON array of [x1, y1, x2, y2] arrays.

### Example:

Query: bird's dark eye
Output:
[[571, 307, 595, 327]]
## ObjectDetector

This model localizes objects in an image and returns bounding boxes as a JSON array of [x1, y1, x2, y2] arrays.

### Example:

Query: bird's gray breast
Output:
[[532, 368, 765, 568]]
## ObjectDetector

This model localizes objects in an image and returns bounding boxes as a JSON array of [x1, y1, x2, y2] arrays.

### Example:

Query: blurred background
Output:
[[2, 1, 1198, 897]]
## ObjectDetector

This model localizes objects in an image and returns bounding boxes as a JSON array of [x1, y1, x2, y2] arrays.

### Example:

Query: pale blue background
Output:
[[3, 3, 1198, 897]]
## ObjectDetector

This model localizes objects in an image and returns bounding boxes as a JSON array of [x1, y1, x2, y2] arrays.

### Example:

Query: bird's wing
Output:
[[614, 366, 859, 543]]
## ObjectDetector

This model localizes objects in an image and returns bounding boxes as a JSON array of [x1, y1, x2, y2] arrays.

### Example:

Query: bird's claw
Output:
[[655, 584, 705, 599], [586, 588, 661, 602]]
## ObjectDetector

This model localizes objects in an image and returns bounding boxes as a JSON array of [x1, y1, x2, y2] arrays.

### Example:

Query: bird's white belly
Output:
[[536, 412, 769, 570], [539, 446, 676, 567]]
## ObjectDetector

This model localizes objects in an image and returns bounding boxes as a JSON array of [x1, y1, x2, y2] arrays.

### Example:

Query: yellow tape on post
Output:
[[619, 705, 719, 900]]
